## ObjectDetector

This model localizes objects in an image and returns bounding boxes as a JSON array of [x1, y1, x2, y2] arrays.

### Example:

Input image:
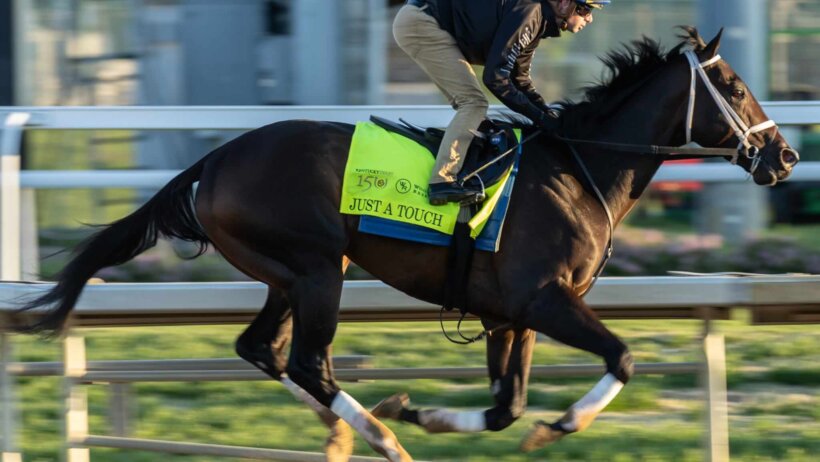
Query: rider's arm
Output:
[[511, 46, 547, 108], [482, 5, 549, 124]]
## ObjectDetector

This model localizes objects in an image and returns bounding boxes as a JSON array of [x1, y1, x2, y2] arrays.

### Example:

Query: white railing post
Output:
[[64, 334, 89, 462], [700, 309, 730, 462], [0, 334, 21, 462], [0, 112, 30, 281]]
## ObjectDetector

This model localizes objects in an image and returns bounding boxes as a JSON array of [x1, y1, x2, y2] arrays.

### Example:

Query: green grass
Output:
[[8, 319, 819, 461], [763, 224, 820, 252], [27, 130, 139, 230]]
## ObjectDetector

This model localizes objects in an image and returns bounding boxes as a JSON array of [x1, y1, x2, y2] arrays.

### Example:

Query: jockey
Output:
[[393, 0, 610, 205]]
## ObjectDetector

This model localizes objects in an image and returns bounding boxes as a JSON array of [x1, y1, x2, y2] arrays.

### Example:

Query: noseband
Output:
[[683, 50, 776, 173]]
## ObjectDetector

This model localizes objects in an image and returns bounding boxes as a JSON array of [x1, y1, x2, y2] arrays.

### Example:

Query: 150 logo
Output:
[[356, 174, 388, 191]]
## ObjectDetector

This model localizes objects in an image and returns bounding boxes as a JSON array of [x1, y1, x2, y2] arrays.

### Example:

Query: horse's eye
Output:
[[731, 88, 745, 100]]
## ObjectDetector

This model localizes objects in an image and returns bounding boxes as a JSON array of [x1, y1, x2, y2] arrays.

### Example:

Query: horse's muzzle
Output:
[[774, 147, 800, 182], [780, 147, 799, 169]]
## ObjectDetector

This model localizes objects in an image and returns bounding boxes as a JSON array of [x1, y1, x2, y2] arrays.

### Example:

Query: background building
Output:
[[15, 1, 819, 108], [7, 0, 820, 233]]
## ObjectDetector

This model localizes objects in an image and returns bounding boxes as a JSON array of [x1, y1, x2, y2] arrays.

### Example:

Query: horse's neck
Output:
[[573, 96, 686, 226]]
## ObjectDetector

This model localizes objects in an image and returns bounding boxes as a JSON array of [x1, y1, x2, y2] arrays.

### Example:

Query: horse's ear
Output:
[[701, 28, 723, 59]]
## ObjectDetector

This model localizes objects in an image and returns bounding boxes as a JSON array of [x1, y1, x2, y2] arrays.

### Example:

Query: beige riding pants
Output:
[[393, 4, 489, 185]]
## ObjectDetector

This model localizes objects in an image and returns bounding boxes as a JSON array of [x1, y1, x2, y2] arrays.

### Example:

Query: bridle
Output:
[[462, 50, 781, 186], [683, 50, 777, 174]]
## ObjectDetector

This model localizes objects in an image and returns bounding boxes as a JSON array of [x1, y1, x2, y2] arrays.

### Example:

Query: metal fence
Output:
[[1, 276, 819, 461], [2, 103, 819, 281]]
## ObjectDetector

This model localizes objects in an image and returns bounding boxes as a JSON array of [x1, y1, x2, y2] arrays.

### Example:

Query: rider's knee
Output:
[[606, 349, 634, 384], [454, 92, 489, 112]]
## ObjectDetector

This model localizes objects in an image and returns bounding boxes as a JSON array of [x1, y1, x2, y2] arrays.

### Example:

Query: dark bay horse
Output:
[[16, 28, 798, 461]]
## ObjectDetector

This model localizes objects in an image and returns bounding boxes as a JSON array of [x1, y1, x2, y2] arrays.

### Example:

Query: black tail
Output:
[[15, 156, 211, 335]]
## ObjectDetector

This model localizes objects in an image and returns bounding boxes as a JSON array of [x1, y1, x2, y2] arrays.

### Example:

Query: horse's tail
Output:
[[15, 156, 211, 336]]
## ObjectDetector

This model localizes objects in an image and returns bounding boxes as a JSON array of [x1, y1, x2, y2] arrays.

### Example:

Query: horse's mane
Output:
[[493, 26, 708, 130]]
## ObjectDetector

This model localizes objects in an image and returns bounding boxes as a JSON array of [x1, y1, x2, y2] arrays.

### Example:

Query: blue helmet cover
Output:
[[576, 0, 611, 8]]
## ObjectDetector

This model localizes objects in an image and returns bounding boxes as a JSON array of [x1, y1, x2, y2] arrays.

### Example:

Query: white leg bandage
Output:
[[331, 391, 401, 459], [281, 376, 333, 417], [564, 373, 624, 431], [419, 409, 486, 433]]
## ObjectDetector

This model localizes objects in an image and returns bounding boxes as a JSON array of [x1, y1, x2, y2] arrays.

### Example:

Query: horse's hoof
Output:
[[519, 420, 568, 453], [362, 415, 414, 462], [324, 418, 354, 462], [371, 393, 409, 420]]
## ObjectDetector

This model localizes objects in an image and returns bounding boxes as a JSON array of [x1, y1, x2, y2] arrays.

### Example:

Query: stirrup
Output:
[[458, 191, 485, 206], [458, 177, 486, 205]]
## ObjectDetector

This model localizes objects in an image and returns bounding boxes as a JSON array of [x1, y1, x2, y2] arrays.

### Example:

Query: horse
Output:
[[14, 27, 798, 461]]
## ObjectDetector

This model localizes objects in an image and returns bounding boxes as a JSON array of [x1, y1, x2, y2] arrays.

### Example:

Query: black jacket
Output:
[[432, 0, 561, 124]]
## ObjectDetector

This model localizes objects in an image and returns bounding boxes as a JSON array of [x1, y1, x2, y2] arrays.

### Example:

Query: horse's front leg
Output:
[[517, 282, 634, 452], [372, 324, 536, 434], [235, 284, 353, 461]]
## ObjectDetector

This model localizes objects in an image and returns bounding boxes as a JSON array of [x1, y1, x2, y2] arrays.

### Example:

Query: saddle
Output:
[[369, 116, 521, 314], [369, 115, 518, 190]]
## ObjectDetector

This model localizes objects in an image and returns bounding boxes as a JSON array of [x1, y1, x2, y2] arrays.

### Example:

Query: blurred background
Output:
[[2, 0, 819, 281], [1, 1, 818, 461]]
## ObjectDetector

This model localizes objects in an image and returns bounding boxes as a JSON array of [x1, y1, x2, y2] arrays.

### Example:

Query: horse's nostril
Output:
[[781, 148, 800, 167]]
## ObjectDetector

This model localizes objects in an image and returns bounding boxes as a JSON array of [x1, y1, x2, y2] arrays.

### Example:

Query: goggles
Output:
[[575, 4, 592, 16]]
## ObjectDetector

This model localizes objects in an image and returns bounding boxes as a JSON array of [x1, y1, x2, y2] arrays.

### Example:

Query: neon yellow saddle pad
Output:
[[341, 122, 515, 237]]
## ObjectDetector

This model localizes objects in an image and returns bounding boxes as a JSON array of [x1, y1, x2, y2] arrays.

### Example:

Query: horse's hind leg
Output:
[[236, 257, 351, 379], [373, 325, 536, 434], [286, 260, 412, 462], [206, 221, 357, 459], [235, 287, 292, 379], [235, 286, 353, 461], [517, 282, 634, 452]]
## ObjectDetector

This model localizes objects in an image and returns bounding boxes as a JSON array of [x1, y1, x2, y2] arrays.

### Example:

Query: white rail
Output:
[[14, 161, 820, 189], [1, 103, 818, 279], [2, 101, 817, 129], [3, 102, 820, 189], [2, 276, 819, 324]]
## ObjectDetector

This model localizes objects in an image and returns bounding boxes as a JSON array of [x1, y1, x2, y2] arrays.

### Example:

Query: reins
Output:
[[563, 142, 615, 297], [441, 49, 782, 343], [552, 136, 739, 298], [439, 307, 512, 345], [555, 50, 779, 295], [554, 136, 741, 159], [460, 130, 543, 184]]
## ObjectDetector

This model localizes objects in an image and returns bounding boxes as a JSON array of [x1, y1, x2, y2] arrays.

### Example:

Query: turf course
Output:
[[10, 315, 818, 461]]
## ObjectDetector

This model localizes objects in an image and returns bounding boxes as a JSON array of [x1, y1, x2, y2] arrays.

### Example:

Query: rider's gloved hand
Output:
[[535, 109, 561, 135]]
